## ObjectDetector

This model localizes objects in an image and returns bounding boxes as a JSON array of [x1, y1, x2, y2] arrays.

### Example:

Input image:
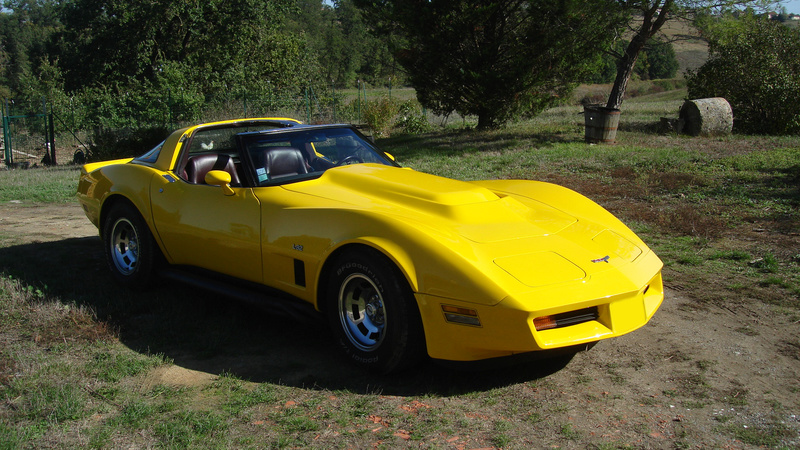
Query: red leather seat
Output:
[[262, 147, 308, 179], [185, 154, 240, 185]]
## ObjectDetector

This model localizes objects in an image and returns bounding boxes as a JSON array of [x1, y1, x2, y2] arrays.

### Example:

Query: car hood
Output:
[[284, 164, 578, 243]]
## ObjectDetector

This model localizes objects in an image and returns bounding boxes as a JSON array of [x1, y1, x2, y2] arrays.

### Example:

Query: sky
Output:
[[779, 0, 800, 13]]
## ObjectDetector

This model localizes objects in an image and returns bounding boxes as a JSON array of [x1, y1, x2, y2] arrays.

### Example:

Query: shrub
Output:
[[687, 14, 800, 135], [88, 126, 171, 162], [395, 100, 431, 134], [361, 96, 400, 137]]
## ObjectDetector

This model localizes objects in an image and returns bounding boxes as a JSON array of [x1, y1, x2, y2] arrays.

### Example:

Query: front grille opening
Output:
[[534, 306, 599, 331]]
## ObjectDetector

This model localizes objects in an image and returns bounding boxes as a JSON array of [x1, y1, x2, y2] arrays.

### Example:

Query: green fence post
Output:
[[305, 86, 310, 123], [3, 99, 12, 166], [332, 82, 336, 123], [48, 112, 56, 165]]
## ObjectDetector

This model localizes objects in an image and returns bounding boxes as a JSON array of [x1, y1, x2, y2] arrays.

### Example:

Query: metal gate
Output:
[[2, 99, 56, 168]]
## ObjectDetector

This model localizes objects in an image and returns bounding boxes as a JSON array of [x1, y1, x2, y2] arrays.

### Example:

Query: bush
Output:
[[687, 15, 800, 135], [395, 101, 431, 134], [88, 126, 171, 162], [361, 96, 400, 137]]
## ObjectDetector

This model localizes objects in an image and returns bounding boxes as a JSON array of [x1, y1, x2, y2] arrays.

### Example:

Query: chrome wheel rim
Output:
[[338, 273, 386, 351], [110, 218, 139, 276]]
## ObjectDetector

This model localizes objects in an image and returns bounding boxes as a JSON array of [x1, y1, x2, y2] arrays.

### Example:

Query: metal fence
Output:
[[2, 99, 56, 168], [1, 84, 443, 168]]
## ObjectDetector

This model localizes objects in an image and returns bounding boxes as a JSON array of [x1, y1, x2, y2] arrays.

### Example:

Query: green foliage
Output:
[[88, 126, 171, 162], [587, 39, 679, 84], [56, 0, 304, 92], [355, 0, 626, 129], [287, 0, 400, 88], [644, 40, 680, 80], [351, 97, 431, 136], [396, 100, 431, 134], [687, 13, 800, 134], [361, 96, 400, 137], [0, 0, 64, 106]]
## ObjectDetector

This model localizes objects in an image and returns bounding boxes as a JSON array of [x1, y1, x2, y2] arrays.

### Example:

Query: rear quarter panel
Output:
[[77, 161, 160, 237]]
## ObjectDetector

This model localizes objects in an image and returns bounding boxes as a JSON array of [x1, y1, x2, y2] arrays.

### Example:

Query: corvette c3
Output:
[[77, 118, 664, 373]]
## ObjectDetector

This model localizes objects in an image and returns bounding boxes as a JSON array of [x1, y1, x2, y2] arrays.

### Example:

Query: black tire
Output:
[[326, 248, 425, 373], [102, 201, 159, 289]]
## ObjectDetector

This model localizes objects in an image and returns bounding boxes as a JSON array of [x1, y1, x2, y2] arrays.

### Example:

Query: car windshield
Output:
[[238, 126, 396, 185]]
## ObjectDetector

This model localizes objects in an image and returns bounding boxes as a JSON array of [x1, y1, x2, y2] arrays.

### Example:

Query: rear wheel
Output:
[[327, 248, 425, 373], [103, 201, 159, 288]]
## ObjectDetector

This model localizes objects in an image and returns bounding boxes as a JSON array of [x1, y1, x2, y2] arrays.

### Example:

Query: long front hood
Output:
[[285, 164, 578, 242], [283, 164, 657, 300]]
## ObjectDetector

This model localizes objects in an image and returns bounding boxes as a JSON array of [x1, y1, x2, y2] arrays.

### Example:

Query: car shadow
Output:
[[0, 237, 574, 396]]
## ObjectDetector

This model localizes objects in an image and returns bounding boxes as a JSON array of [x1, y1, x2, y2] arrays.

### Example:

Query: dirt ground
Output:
[[1, 201, 798, 448]]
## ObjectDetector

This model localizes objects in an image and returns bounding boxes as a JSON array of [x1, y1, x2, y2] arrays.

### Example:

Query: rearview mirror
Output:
[[205, 170, 235, 196]]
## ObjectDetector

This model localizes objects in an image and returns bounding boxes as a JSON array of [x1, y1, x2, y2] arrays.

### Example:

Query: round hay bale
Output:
[[679, 98, 733, 137]]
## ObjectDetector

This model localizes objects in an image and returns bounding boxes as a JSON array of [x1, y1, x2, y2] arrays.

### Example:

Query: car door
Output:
[[149, 126, 262, 283], [150, 174, 263, 283]]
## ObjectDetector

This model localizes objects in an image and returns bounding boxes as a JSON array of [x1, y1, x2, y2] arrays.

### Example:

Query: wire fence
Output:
[[2, 84, 443, 167]]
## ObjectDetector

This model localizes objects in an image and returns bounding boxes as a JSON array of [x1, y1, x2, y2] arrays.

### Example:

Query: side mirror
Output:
[[205, 170, 235, 196], [384, 152, 396, 162]]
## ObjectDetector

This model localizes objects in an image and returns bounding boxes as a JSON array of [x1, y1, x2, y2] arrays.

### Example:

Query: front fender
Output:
[[306, 210, 511, 308]]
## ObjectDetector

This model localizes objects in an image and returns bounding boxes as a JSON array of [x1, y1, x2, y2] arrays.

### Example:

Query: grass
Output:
[[0, 165, 79, 203], [1, 84, 799, 448]]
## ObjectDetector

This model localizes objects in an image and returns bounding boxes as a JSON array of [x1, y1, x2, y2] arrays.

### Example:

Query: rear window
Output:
[[134, 141, 164, 164]]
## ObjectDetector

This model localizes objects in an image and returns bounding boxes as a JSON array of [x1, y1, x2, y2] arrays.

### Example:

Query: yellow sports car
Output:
[[77, 118, 664, 373]]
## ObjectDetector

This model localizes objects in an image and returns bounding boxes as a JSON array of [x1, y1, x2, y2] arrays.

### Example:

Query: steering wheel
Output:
[[336, 155, 364, 166]]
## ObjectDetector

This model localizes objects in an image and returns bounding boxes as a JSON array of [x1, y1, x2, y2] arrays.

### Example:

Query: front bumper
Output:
[[416, 265, 664, 362]]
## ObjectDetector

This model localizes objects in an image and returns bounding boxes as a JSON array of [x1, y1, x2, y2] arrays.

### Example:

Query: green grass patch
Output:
[[0, 166, 79, 203]]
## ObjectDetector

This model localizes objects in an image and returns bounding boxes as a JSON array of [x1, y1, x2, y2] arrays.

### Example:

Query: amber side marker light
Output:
[[533, 306, 599, 331], [441, 305, 481, 326], [533, 316, 558, 331]]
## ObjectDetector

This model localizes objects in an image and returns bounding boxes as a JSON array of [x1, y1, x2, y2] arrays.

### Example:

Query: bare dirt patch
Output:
[[1, 201, 798, 447]]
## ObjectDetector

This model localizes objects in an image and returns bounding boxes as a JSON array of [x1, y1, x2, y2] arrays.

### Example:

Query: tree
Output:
[[686, 13, 800, 134], [55, 0, 310, 94], [645, 39, 678, 79], [286, 0, 399, 87], [355, 0, 626, 129], [586, 39, 677, 84], [0, 0, 65, 108], [604, 0, 775, 110]]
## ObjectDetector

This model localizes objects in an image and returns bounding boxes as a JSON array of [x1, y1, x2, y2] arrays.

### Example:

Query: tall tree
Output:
[[355, 0, 626, 129], [605, 0, 776, 110], [0, 0, 64, 105], [55, 0, 310, 93], [287, 0, 398, 87]]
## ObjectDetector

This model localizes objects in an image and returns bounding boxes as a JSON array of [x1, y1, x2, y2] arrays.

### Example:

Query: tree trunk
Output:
[[477, 110, 497, 130], [606, 37, 647, 110], [605, 0, 673, 110]]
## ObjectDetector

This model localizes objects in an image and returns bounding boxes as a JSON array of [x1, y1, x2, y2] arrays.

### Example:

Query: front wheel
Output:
[[102, 201, 159, 289], [326, 248, 425, 373]]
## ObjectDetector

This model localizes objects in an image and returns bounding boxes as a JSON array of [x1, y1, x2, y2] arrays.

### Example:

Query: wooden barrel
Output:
[[584, 106, 621, 143]]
